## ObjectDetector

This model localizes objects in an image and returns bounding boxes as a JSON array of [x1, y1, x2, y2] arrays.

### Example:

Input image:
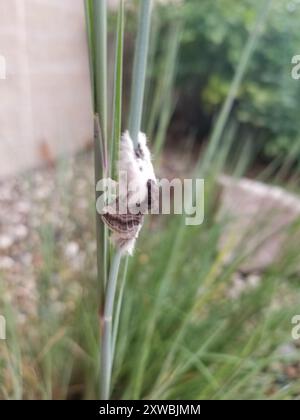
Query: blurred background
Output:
[[1, 0, 300, 400]]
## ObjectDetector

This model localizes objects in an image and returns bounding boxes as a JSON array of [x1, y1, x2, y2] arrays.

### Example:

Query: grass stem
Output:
[[100, 249, 122, 400], [128, 0, 153, 147]]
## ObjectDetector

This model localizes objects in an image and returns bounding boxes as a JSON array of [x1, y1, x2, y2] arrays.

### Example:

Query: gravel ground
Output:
[[0, 151, 96, 321]]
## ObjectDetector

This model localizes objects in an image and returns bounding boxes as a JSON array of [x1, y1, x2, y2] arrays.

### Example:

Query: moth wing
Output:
[[101, 212, 144, 239]]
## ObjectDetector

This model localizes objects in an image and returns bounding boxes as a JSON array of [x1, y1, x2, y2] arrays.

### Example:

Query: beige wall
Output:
[[0, 0, 93, 178]]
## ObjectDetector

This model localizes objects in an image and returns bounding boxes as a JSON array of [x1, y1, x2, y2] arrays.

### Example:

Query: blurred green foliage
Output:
[[171, 0, 300, 161]]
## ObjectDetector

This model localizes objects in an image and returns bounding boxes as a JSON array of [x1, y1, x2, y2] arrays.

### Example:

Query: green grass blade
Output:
[[84, 0, 95, 110], [148, 23, 181, 143], [100, 249, 123, 400], [112, 257, 129, 360], [110, 0, 125, 180], [94, 0, 108, 164], [128, 0, 153, 146]]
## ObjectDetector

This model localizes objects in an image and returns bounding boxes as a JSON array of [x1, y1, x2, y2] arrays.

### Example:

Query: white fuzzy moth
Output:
[[101, 131, 157, 255]]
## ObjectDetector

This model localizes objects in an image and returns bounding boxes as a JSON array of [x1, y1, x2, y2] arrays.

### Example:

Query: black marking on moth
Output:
[[135, 143, 144, 160]]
